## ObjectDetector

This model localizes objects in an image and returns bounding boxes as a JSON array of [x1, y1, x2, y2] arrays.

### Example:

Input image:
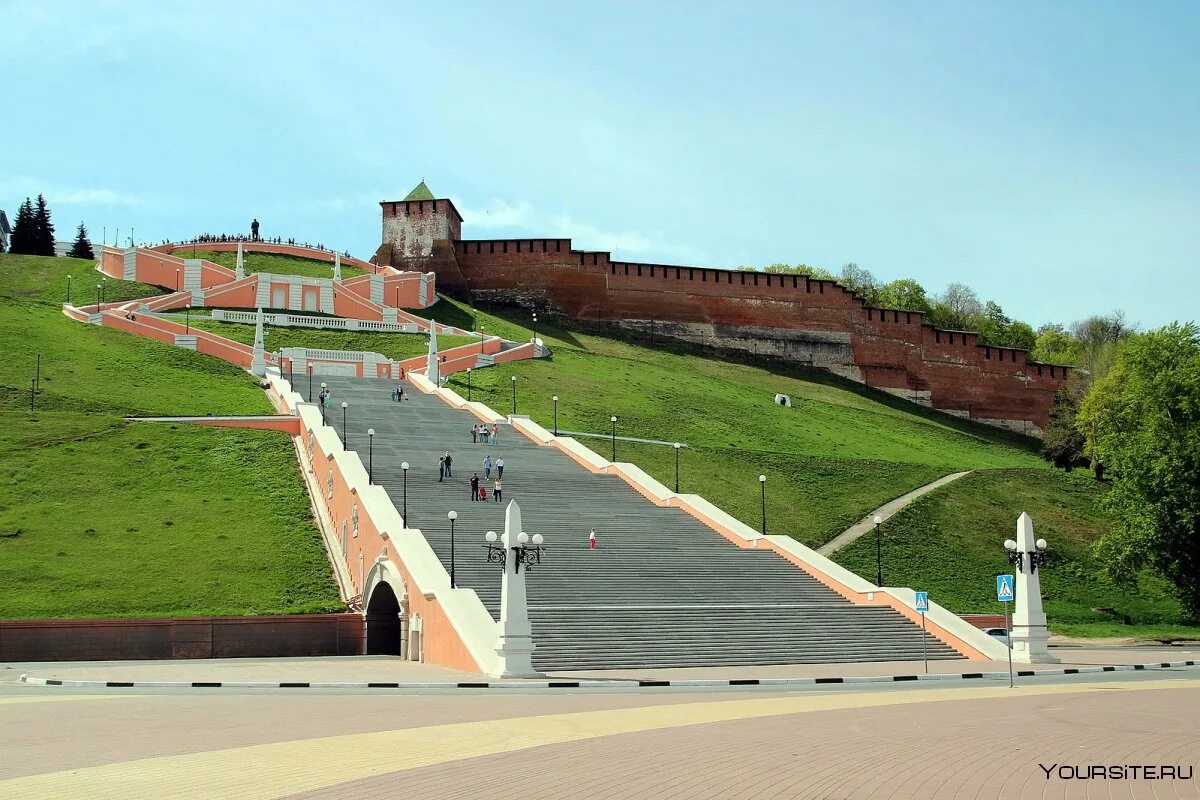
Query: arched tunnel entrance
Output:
[[365, 581, 402, 656]]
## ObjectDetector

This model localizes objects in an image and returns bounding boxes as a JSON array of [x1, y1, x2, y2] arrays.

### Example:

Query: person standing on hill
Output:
[[470, 473, 479, 501]]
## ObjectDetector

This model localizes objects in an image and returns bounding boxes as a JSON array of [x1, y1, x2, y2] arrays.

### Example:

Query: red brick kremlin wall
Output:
[[380, 201, 1068, 433]]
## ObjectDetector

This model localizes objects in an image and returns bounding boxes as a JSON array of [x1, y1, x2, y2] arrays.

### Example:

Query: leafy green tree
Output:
[[758, 262, 836, 279], [838, 262, 880, 302], [875, 278, 932, 313], [928, 282, 983, 330], [1078, 323, 1200, 615], [1041, 372, 1090, 470], [1032, 323, 1081, 364], [8, 198, 36, 255], [67, 222, 95, 260], [32, 194, 55, 256]]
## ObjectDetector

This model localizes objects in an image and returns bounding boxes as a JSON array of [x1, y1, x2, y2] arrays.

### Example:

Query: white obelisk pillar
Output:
[[333, 252, 342, 283], [493, 500, 539, 678], [235, 241, 245, 280], [250, 307, 267, 377], [426, 320, 440, 386], [1010, 512, 1056, 663]]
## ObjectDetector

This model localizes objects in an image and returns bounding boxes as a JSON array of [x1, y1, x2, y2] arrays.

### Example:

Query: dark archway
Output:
[[365, 581, 402, 656]]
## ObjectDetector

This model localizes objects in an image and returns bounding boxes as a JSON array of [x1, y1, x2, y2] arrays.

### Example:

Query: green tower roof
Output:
[[404, 181, 435, 201]]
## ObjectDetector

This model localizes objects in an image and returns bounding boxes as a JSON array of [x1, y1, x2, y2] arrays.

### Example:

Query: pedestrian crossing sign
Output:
[[914, 591, 929, 613], [996, 574, 1015, 602]]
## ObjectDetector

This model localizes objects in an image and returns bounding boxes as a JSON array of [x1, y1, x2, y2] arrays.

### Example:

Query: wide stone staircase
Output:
[[322, 376, 961, 671]]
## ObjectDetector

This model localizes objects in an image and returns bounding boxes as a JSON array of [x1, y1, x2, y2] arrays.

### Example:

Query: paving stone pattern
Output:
[[325, 377, 960, 671]]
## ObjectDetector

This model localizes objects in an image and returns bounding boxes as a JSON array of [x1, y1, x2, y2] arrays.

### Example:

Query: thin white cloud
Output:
[[0, 178, 146, 208]]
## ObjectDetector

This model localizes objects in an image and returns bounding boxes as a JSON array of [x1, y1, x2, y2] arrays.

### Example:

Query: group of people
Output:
[[391, 384, 408, 402], [177, 233, 351, 258], [469, 472, 502, 502], [471, 423, 499, 444]]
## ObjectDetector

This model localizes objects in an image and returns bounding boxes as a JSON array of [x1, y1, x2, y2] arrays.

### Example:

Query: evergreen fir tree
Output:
[[9, 198, 36, 255], [33, 194, 56, 256], [67, 222, 95, 260]]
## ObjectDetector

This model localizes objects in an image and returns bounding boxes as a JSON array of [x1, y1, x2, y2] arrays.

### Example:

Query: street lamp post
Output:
[[479, 325, 485, 354], [341, 401, 349, 449], [367, 428, 375, 483], [610, 416, 618, 461], [510, 375, 517, 414], [674, 442, 682, 493], [448, 510, 458, 588], [401, 461, 409, 523], [30, 376, 36, 412], [552, 395, 558, 436], [307, 363, 314, 401], [175, 269, 180, 292], [874, 515, 884, 586], [184, 304, 190, 334], [95, 283, 101, 313], [466, 368, 472, 402], [101, 276, 106, 307], [320, 382, 328, 426], [66, 274, 72, 305], [759, 474, 768, 536], [531, 311, 538, 353]]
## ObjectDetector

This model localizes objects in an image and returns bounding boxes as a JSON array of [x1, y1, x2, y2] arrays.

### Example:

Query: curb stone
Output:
[[17, 660, 1197, 691]]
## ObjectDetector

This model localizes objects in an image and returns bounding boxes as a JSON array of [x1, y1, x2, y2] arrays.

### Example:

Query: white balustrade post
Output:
[[493, 500, 539, 678], [250, 307, 267, 377], [1010, 512, 1057, 663]]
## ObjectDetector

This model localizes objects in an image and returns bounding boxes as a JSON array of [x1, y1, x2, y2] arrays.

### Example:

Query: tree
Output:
[[32, 194, 55, 256], [838, 262, 879, 303], [1041, 371, 1090, 470], [875, 278, 933, 314], [8, 198, 36, 255], [67, 222, 95, 260], [1032, 323, 1082, 365], [929, 282, 983, 330], [1077, 323, 1200, 615], [758, 263, 836, 280]]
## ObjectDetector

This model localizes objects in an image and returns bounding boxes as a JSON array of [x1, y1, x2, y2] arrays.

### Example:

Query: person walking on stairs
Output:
[[491, 423, 499, 444], [470, 473, 479, 501], [493, 477, 502, 502], [496, 456, 504, 478], [589, 528, 597, 550], [443, 451, 453, 478], [438, 455, 445, 483], [471, 424, 478, 444], [483, 454, 493, 480]]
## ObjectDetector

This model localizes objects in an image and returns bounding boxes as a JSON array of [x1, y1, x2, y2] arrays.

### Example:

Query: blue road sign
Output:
[[914, 591, 929, 613], [996, 574, 1015, 602]]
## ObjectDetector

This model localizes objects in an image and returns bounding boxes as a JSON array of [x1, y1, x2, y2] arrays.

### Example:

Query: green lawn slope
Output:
[[830, 469, 1194, 638], [0, 253, 341, 618], [426, 297, 1045, 547]]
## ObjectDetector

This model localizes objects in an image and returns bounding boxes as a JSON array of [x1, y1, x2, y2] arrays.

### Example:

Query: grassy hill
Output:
[[831, 469, 1192, 638], [423, 296, 1194, 637], [180, 249, 367, 281], [162, 310, 474, 362], [424, 296, 1045, 547], [0, 253, 341, 618]]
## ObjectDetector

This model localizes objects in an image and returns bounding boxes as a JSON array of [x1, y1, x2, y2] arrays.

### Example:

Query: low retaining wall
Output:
[[0, 615, 364, 662]]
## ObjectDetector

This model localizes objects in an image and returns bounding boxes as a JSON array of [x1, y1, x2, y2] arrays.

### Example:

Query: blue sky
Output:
[[2, 1, 1196, 328]]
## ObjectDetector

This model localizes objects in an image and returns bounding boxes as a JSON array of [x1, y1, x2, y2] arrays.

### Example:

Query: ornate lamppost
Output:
[[484, 529, 544, 573], [610, 415, 618, 461], [66, 274, 72, 305], [759, 474, 768, 536], [401, 461, 409, 523], [448, 510, 458, 588], [552, 395, 558, 436], [367, 428, 375, 483], [510, 375, 517, 414], [674, 442, 682, 492], [341, 401, 349, 449], [466, 368, 472, 401]]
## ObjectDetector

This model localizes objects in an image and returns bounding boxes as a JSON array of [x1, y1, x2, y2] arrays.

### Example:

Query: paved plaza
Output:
[[0, 667, 1197, 798]]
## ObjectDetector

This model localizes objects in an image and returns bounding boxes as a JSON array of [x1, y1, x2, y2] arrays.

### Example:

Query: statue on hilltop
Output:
[[250, 218, 260, 242]]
